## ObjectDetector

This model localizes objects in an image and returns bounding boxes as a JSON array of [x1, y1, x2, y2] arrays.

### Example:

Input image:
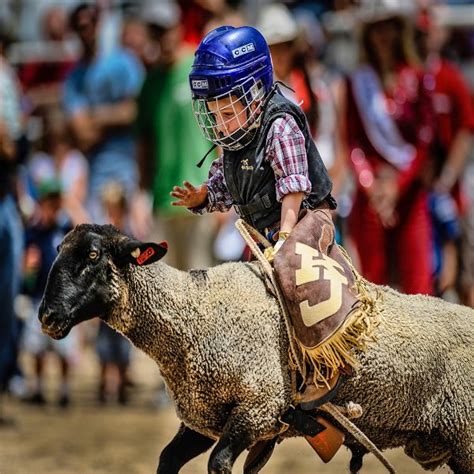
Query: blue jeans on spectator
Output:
[[0, 194, 23, 390]]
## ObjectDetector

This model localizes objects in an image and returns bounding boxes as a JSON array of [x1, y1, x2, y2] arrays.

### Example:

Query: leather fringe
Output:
[[296, 251, 383, 388]]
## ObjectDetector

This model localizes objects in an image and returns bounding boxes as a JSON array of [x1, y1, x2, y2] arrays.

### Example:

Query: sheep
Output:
[[38, 224, 474, 474]]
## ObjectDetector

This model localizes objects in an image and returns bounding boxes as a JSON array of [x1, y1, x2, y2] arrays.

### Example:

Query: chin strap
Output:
[[273, 79, 295, 94], [196, 143, 218, 168]]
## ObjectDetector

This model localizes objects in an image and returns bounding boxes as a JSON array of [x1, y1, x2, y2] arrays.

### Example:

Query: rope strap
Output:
[[322, 402, 396, 473]]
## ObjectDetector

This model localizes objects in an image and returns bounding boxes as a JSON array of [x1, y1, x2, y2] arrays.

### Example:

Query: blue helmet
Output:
[[190, 26, 274, 150]]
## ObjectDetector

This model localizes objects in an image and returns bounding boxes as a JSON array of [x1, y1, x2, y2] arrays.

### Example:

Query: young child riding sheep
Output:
[[170, 25, 356, 410]]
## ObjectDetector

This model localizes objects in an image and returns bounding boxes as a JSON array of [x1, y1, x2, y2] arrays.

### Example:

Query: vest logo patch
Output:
[[192, 79, 208, 89], [295, 242, 348, 327], [232, 43, 255, 58], [241, 159, 253, 171]]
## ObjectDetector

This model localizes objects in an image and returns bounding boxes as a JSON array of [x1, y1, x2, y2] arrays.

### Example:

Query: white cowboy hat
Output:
[[255, 3, 299, 46], [357, 0, 416, 25]]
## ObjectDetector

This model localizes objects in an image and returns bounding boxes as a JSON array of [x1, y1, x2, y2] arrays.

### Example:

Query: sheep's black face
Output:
[[38, 224, 167, 339], [38, 227, 116, 339]]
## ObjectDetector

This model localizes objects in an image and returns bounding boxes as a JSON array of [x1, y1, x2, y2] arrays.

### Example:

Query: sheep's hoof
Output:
[[208, 467, 231, 474], [208, 454, 232, 474]]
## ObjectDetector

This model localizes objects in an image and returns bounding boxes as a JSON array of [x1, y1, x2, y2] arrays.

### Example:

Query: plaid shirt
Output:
[[193, 113, 311, 214]]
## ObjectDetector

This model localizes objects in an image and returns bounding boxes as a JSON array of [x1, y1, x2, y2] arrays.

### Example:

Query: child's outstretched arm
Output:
[[170, 181, 208, 208], [170, 155, 234, 213]]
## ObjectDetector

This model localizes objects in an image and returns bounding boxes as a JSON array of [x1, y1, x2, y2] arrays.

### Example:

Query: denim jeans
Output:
[[0, 195, 23, 389]]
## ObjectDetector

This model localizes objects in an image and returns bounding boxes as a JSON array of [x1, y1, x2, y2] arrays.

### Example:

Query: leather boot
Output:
[[297, 371, 344, 411]]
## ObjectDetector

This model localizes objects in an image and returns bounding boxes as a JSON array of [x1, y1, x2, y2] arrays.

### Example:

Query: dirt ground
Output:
[[0, 347, 449, 474]]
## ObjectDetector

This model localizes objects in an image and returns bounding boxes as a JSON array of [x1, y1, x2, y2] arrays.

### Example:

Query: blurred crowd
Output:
[[1, 0, 473, 422]]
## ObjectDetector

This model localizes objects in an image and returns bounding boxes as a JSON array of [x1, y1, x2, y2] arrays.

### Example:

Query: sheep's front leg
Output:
[[157, 423, 216, 474], [208, 431, 251, 474], [208, 410, 260, 474]]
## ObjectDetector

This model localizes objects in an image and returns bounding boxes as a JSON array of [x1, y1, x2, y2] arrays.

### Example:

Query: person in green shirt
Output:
[[132, 2, 215, 270]]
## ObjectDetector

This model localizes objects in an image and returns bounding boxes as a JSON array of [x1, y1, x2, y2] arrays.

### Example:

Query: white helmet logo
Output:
[[232, 42, 255, 58], [192, 79, 209, 89]]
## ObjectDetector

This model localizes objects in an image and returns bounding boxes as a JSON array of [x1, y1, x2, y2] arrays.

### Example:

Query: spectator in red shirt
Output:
[[344, 5, 435, 295], [415, 8, 474, 299]]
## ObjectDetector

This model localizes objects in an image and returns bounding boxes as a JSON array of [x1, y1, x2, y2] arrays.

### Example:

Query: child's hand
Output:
[[264, 232, 289, 263], [170, 181, 208, 208]]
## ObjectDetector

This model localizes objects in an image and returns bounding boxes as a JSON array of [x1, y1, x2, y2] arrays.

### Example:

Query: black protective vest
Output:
[[223, 88, 334, 233]]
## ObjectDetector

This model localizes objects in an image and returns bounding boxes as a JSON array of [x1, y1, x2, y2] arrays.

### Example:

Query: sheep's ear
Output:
[[113, 238, 168, 267]]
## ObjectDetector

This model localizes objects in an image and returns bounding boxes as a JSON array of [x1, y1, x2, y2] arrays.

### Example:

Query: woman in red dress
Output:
[[345, 8, 435, 294]]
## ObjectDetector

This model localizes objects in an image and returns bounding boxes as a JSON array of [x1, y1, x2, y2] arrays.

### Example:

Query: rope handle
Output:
[[235, 219, 273, 275], [235, 219, 272, 248]]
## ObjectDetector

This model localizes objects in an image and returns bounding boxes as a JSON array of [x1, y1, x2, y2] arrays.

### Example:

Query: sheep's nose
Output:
[[39, 311, 53, 326], [38, 301, 54, 326]]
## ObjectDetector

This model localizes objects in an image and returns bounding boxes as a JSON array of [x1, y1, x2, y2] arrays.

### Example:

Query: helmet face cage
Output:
[[192, 77, 266, 151]]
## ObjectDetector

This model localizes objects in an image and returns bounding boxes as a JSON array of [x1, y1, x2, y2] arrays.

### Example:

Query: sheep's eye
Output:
[[89, 250, 99, 261]]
